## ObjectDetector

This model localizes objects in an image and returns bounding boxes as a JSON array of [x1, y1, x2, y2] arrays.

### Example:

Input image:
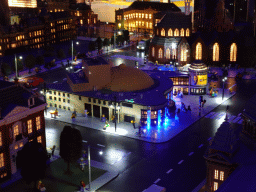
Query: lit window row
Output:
[[29, 30, 42, 37], [14, 142, 23, 150], [0, 153, 4, 168], [214, 169, 224, 181], [124, 13, 152, 20], [159, 28, 190, 37]]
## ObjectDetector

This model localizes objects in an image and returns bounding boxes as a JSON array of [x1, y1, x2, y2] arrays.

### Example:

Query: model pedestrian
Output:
[[80, 180, 86, 192], [51, 145, 56, 157]]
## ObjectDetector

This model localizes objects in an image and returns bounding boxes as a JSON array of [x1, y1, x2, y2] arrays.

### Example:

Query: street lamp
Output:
[[15, 55, 23, 78], [222, 77, 228, 100], [72, 40, 79, 64]]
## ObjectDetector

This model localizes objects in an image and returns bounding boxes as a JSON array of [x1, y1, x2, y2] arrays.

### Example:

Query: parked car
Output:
[[18, 77, 44, 88]]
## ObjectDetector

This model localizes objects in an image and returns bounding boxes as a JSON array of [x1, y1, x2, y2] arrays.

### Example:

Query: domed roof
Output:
[[105, 64, 155, 92], [188, 60, 208, 72]]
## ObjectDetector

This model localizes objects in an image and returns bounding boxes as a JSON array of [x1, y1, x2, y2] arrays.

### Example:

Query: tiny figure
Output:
[[80, 180, 86, 192], [37, 180, 46, 192], [173, 89, 177, 96], [80, 158, 86, 171], [202, 99, 206, 107], [187, 105, 191, 111], [101, 114, 106, 122], [50, 145, 56, 157], [54, 108, 58, 117], [175, 113, 179, 122], [103, 121, 110, 130], [131, 120, 136, 129]]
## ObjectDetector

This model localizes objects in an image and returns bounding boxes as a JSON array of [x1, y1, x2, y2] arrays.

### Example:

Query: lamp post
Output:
[[72, 40, 79, 64], [15, 55, 22, 78], [222, 77, 227, 100]]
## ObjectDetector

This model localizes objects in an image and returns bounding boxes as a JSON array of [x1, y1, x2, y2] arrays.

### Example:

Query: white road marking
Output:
[[209, 112, 220, 119], [238, 119, 243, 124], [232, 117, 241, 123], [154, 178, 161, 184], [63, 78, 67, 81], [189, 152, 194, 156], [208, 137, 212, 141], [178, 160, 184, 164], [198, 144, 204, 148], [215, 112, 226, 120], [82, 140, 88, 143], [97, 144, 105, 147], [229, 115, 236, 121], [53, 81, 58, 83], [238, 113, 242, 117], [166, 169, 173, 174], [205, 112, 215, 118]]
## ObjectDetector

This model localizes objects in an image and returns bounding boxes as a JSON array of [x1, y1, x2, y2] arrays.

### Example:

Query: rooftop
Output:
[[156, 11, 191, 28]]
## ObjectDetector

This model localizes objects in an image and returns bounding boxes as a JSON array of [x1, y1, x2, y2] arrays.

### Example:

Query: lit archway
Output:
[[161, 28, 165, 36], [180, 28, 184, 37], [196, 42, 202, 60], [181, 48, 187, 61], [213, 43, 219, 61], [158, 48, 163, 59], [166, 48, 171, 59], [174, 29, 179, 36], [186, 28, 190, 36], [230, 43, 237, 62], [168, 29, 173, 36]]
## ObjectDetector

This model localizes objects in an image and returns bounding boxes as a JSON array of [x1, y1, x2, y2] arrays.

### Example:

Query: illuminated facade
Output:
[[8, 0, 37, 8], [115, 1, 181, 35], [149, 12, 191, 65], [0, 11, 77, 57], [0, 81, 47, 181]]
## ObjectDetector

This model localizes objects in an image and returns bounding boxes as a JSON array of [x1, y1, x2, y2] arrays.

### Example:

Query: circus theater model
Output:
[[188, 60, 208, 95], [46, 57, 175, 127]]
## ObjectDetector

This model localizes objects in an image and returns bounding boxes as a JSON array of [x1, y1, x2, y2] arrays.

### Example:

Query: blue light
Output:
[[147, 110, 151, 129], [157, 110, 161, 129]]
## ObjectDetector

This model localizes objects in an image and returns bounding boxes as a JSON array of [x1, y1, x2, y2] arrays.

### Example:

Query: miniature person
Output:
[[37, 180, 46, 192], [51, 145, 56, 157], [174, 89, 177, 96], [80, 180, 86, 192], [101, 114, 106, 122], [187, 105, 191, 111], [131, 120, 136, 129], [103, 121, 110, 130], [55, 108, 58, 117], [80, 158, 86, 171]]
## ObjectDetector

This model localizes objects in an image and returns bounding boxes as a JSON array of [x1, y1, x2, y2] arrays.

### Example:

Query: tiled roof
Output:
[[0, 81, 46, 118], [156, 12, 191, 28], [124, 2, 181, 12]]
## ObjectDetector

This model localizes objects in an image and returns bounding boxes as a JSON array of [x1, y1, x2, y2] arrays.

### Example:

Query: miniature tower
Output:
[[184, 0, 191, 16]]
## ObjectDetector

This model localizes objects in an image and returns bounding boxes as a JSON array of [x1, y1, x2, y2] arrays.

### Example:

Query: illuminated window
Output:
[[230, 43, 237, 62], [158, 48, 163, 58], [168, 29, 173, 36], [0, 153, 4, 168], [180, 28, 184, 36], [214, 169, 219, 179], [214, 182, 218, 191], [19, 142, 23, 148], [161, 28, 165, 36], [27, 120, 32, 134], [145, 14, 148, 19], [152, 47, 155, 57], [196, 42, 202, 60], [156, 29, 159, 35], [172, 48, 177, 59], [174, 29, 179, 36], [139, 21, 141, 26], [80, 20, 83, 25], [142, 13, 144, 18], [220, 171, 224, 181], [149, 22, 152, 29], [213, 43, 219, 61], [149, 14, 152, 19], [0, 132, 2, 146], [94, 18, 96, 24], [142, 21, 144, 26], [14, 125, 19, 139], [37, 136, 42, 143], [146, 22, 148, 28], [166, 48, 171, 59], [181, 49, 187, 61], [139, 13, 141, 18], [36, 116, 41, 130], [186, 28, 190, 36], [88, 19, 90, 24], [15, 145, 18, 150], [136, 13, 138, 18]]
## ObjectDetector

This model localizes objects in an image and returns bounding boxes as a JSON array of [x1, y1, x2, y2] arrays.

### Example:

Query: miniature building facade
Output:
[[0, 82, 47, 181]]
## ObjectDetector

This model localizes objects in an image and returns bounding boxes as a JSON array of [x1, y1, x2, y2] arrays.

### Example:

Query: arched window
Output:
[[168, 29, 173, 36], [166, 48, 171, 59], [158, 48, 163, 58], [213, 43, 219, 61], [161, 28, 165, 36], [152, 47, 155, 57], [230, 43, 237, 62], [174, 29, 179, 36], [181, 48, 187, 61], [180, 28, 184, 37], [186, 28, 190, 36], [195, 42, 202, 60], [172, 48, 177, 59]]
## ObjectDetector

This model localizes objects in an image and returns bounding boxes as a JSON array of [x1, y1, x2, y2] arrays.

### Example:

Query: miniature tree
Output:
[[36, 55, 45, 68], [57, 49, 66, 61], [19, 140, 48, 190], [88, 41, 96, 52], [60, 126, 82, 175], [1, 62, 12, 77], [103, 38, 110, 52], [24, 55, 36, 73], [123, 30, 130, 42], [96, 37, 103, 53]]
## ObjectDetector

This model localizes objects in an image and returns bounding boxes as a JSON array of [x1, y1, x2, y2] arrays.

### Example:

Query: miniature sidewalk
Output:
[[46, 87, 236, 144], [0, 148, 119, 192]]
